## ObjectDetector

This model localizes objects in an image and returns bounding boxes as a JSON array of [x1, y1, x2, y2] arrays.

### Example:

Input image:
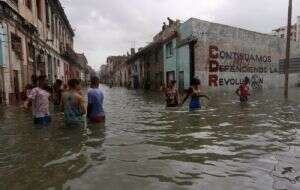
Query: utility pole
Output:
[[284, 0, 292, 98]]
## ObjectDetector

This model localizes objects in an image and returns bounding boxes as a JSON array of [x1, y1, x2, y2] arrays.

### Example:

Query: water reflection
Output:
[[1, 86, 300, 190], [0, 105, 106, 190]]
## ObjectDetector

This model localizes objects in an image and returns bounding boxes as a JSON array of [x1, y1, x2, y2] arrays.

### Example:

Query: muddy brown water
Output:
[[0, 86, 300, 190]]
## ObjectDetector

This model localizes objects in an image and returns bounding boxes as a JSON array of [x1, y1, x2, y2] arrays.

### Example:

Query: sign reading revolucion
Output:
[[208, 45, 276, 87]]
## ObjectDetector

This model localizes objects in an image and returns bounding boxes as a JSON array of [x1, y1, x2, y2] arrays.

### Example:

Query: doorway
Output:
[[178, 71, 184, 92], [13, 70, 19, 101], [166, 71, 175, 84]]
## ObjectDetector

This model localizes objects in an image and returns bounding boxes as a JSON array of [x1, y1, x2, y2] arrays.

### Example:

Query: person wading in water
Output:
[[61, 79, 86, 127], [24, 76, 51, 126], [236, 77, 250, 103], [182, 78, 209, 110], [87, 77, 105, 123], [165, 80, 180, 107]]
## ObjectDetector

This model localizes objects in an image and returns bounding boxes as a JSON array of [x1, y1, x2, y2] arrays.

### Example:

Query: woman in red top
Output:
[[236, 77, 250, 103]]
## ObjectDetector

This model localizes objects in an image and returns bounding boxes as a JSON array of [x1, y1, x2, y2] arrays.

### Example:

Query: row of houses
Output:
[[0, 0, 94, 105], [100, 17, 300, 92]]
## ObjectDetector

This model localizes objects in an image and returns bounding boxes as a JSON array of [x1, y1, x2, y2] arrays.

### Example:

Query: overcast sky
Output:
[[60, 0, 300, 70]]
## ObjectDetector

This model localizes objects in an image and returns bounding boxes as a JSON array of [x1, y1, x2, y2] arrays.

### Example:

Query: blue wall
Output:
[[163, 39, 177, 82], [177, 19, 194, 89], [177, 45, 190, 89], [163, 39, 191, 89], [162, 19, 194, 89]]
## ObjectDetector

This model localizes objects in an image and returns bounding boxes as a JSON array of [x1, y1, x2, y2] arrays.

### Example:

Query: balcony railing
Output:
[[0, 1, 38, 35], [8, 0, 18, 8]]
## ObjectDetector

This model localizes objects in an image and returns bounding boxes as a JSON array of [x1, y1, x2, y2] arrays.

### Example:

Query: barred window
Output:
[[166, 41, 173, 58], [9, 0, 18, 7]]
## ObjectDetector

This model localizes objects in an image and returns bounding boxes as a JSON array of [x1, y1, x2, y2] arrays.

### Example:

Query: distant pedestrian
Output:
[[236, 77, 250, 103], [53, 79, 63, 106], [182, 78, 209, 110], [61, 79, 86, 127], [24, 76, 51, 125], [87, 77, 105, 123], [165, 80, 179, 107]]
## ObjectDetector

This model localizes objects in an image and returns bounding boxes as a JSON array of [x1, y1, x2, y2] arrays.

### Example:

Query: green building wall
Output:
[[177, 45, 190, 89], [162, 19, 194, 90], [163, 38, 177, 82]]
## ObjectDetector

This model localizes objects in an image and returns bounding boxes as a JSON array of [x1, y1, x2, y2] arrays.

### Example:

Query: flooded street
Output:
[[0, 86, 300, 190]]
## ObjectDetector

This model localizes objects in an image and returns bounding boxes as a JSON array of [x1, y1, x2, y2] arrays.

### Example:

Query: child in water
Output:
[[24, 76, 51, 125], [61, 79, 86, 127], [87, 77, 105, 123], [165, 80, 180, 107], [182, 78, 209, 110], [236, 77, 250, 103]]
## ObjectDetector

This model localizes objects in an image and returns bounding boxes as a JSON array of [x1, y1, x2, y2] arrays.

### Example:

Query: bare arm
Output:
[[24, 98, 32, 109], [181, 88, 192, 105], [199, 94, 210, 100], [181, 93, 190, 105], [24, 88, 36, 109], [77, 95, 86, 115]]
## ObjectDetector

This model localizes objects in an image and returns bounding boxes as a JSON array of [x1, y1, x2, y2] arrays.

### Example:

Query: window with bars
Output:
[[9, 0, 18, 7], [166, 41, 173, 58], [11, 33, 23, 60]]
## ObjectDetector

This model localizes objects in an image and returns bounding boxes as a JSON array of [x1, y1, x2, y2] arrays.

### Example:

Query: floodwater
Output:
[[0, 86, 300, 190]]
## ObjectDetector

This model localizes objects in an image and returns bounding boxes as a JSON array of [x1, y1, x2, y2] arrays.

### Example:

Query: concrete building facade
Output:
[[99, 64, 109, 84], [182, 18, 300, 90], [126, 42, 164, 90], [106, 55, 128, 86], [100, 43, 164, 90]]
